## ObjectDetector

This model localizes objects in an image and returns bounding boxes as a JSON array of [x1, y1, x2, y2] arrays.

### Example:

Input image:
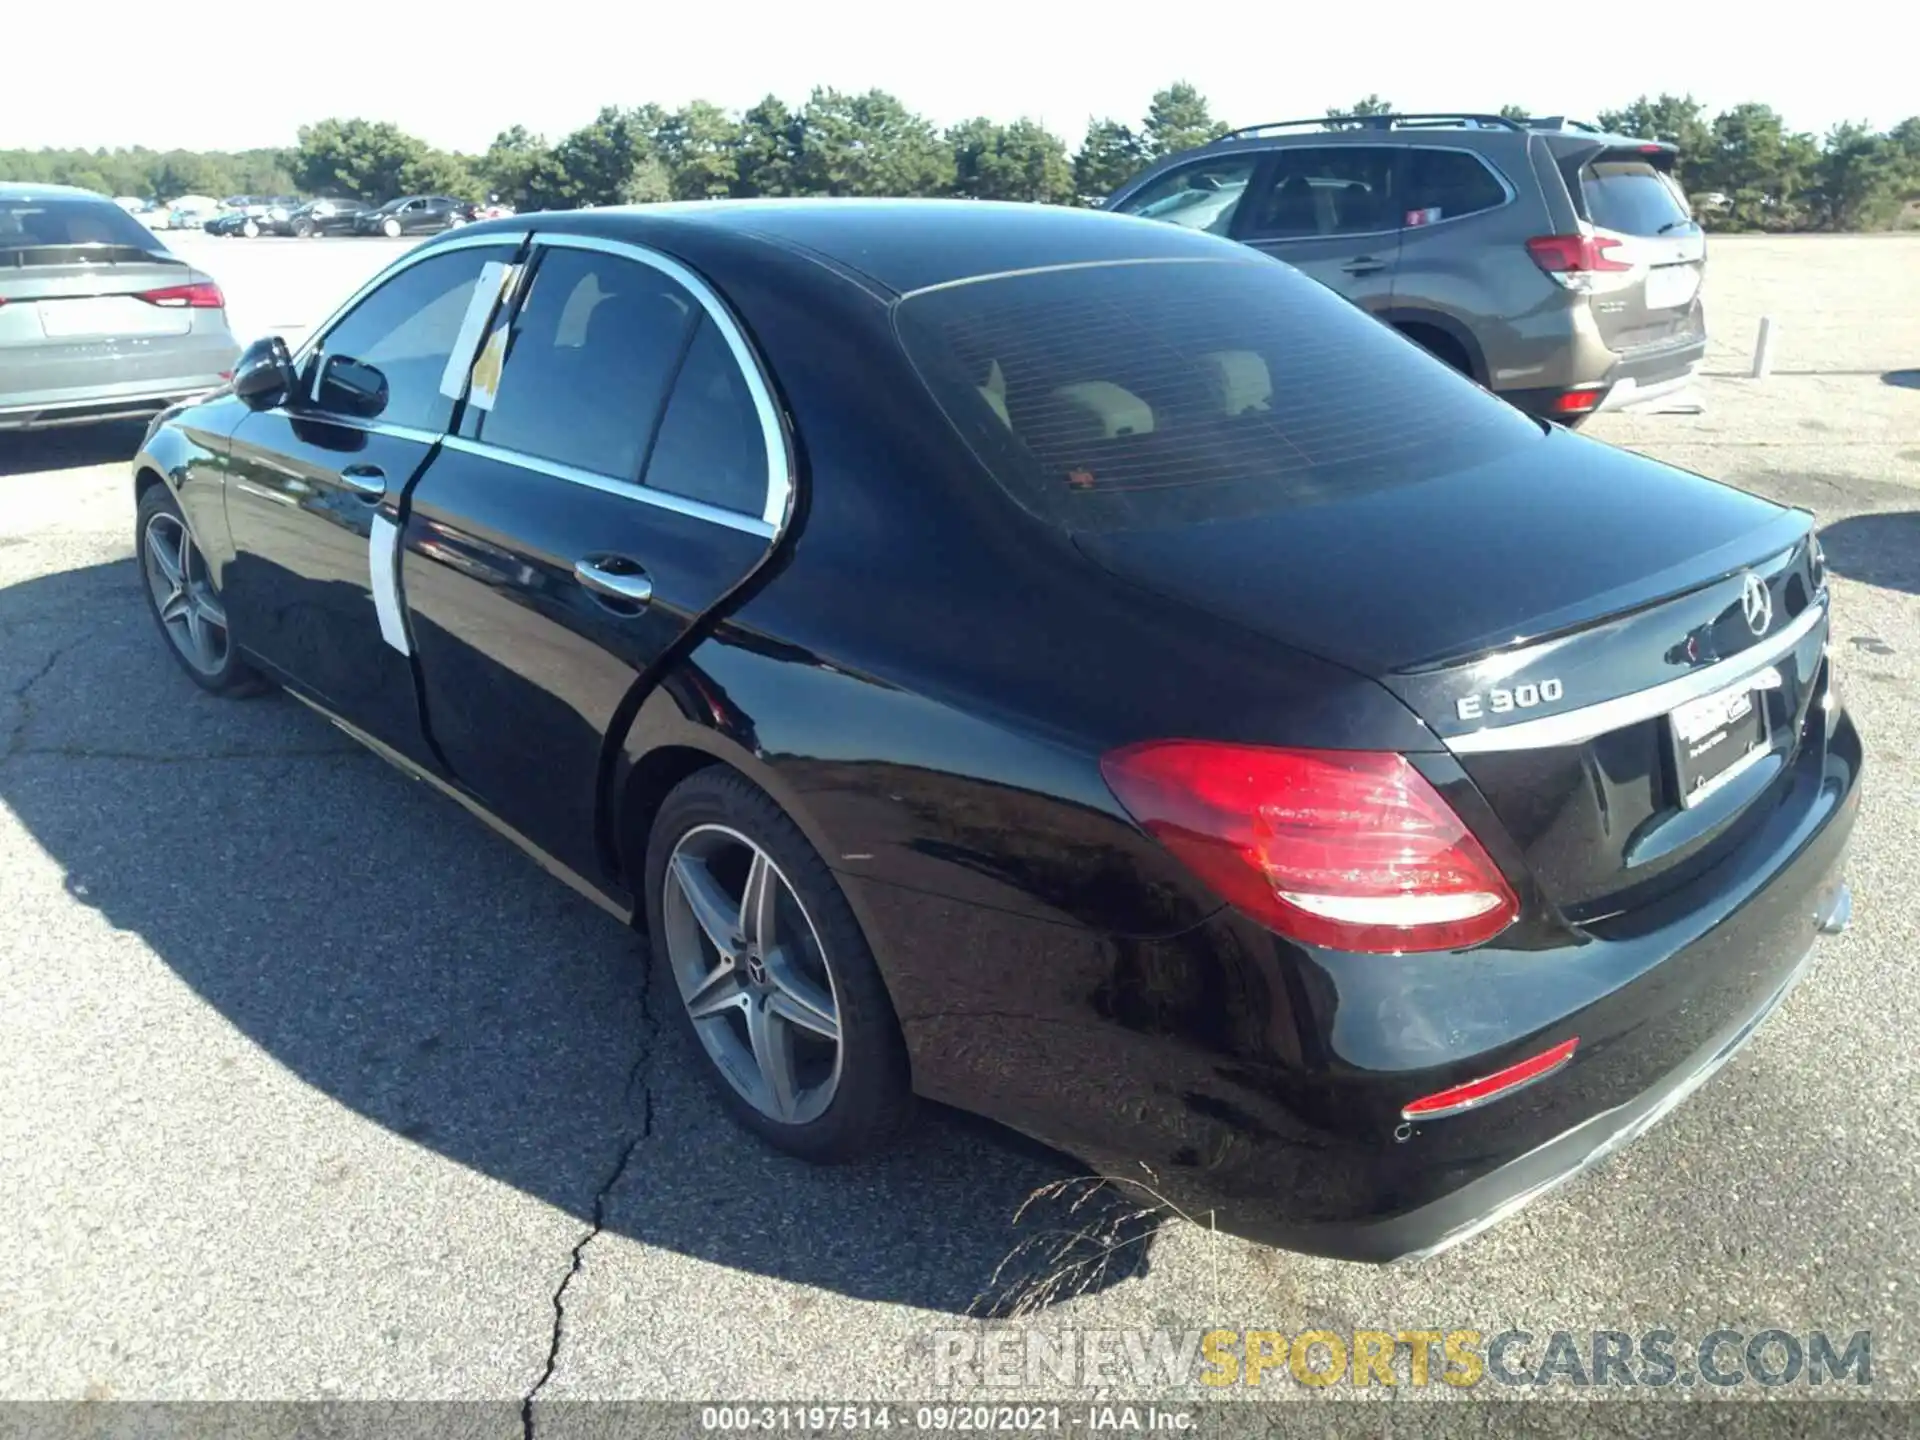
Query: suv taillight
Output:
[[1100, 742, 1519, 954], [1526, 233, 1632, 290], [138, 281, 224, 309]]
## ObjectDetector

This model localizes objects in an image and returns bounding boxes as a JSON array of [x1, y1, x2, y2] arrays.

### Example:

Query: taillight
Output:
[[1552, 386, 1605, 415], [138, 281, 224, 309], [1525, 233, 1631, 290], [1100, 742, 1520, 954]]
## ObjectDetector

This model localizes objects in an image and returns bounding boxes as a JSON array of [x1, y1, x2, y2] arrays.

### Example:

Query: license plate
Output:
[[1669, 674, 1770, 807], [38, 296, 188, 339], [1643, 264, 1700, 311]]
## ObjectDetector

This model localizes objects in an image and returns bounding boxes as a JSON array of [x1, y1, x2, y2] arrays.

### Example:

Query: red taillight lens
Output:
[[1402, 1037, 1579, 1120], [138, 281, 224, 309], [1525, 233, 1631, 275], [1552, 387, 1604, 414], [1100, 742, 1520, 954]]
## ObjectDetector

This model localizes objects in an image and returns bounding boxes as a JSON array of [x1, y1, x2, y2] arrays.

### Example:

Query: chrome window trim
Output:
[[530, 232, 795, 533], [1446, 598, 1828, 755], [441, 434, 775, 540], [1241, 142, 1516, 246], [261, 412, 446, 448]]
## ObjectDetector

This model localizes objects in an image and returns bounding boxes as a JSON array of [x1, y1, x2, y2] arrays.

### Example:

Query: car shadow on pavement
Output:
[[0, 560, 1154, 1318], [1818, 511, 1920, 599], [0, 421, 149, 479]]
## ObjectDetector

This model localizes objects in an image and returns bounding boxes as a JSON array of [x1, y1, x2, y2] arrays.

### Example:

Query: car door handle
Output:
[[1342, 256, 1387, 275], [574, 557, 654, 607], [339, 464, 386, 498]]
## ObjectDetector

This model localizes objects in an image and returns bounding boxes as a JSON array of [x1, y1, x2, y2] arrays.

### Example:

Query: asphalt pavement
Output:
[[0, 234, 1916, 1414]]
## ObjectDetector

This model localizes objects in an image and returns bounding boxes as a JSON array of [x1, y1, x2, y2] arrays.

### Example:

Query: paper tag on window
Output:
[[438, 261, 509, 398], [1405, 207, 1443, 227], [468, 324, 509, 412]]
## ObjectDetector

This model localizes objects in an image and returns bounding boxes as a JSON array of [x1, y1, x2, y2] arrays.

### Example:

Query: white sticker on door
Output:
[[368, 513, 411, 655]]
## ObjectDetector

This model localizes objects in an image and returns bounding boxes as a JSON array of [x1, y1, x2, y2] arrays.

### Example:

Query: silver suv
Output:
[[1106, 113, 1707, 424]]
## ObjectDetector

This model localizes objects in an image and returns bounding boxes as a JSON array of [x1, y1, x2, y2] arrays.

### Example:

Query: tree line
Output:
[[4, 86, 1916, 231]]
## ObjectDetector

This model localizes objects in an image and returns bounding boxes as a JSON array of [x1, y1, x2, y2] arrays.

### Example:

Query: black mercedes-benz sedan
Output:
[[130, 199, 1859, 1262]]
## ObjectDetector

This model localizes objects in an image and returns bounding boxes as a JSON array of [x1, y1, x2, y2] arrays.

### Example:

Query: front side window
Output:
[[310, 246, 518, 433], [1110, 155, 1259, 236], [1402, 149, 1508, 226], [469, 246, 697, 480], [897, 257, 1540, 535], [1240, 146, 1399, 239]]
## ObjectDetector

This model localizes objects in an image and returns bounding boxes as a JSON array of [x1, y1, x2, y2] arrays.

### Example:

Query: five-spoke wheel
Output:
[[136, 486, 265, 697]]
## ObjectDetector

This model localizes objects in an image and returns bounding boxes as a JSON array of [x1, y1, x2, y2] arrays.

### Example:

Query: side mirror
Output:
[[314, 355, 389, 420], [232, 336, 296, 411]]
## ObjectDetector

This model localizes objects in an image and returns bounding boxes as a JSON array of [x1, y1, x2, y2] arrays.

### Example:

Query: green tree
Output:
[[533, 106, 662, 209], [1597, 94, 1713, 193], [1700, 103, 1819, 229], [948, 117, 1074, 203], [1143, 82, 1228, 157], [1497, 104, 1531, 123], [400, 150, 481, 201], [792, 88, 954, 197], [480, 126, 550, 208], [1073, 119, 1147, 201], [733, 95, 800, 197], [295, 119, 426, 202], [659, 101, 741, 200], [1809, 123, 1908, 229], [1325, 94, 1393, 130]]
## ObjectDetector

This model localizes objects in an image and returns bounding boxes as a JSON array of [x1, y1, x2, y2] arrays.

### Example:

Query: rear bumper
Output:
[[1, 333, 237, 430]]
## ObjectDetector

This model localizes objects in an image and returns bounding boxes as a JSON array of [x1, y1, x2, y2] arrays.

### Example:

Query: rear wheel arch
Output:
[[1383, 310, 1488, 385]]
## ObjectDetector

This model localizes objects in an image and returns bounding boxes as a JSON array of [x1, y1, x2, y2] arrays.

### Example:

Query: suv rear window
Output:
[[0, 196, 161, 256], [1580, 158, 1693, 236], [896, 257, 1540, 534]]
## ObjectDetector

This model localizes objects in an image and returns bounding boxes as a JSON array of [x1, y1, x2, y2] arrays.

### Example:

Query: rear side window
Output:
[[1111, 156, 1258, 236], [1239, 147, 1399, 239], [643, 318, 769, 516], [0, 196, 160, 255], [1402, 149, 1508, 225], [1580, 159, 1693, 236], [896, 257, 1540, 535], [471, 246, 698, 480]]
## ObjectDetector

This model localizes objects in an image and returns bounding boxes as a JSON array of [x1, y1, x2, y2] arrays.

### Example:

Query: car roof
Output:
[[459, 198, 1242, 297], [0, 181, 112, 200]]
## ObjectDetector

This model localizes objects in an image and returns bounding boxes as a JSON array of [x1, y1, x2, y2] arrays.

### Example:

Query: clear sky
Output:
[[6, 1, 1906, 154]]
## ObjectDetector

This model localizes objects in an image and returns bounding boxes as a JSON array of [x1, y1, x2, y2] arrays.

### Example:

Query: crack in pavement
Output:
[[522, 936, 662, 1439], [2, 630, 99, 761]]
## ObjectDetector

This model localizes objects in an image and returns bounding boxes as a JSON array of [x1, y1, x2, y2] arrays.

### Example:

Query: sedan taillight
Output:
[[1100, 741, 1519, 953], [138, 281, 224, 309]]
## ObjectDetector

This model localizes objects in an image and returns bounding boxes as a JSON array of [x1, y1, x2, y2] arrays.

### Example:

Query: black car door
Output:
[[222, 239, 523, 766], [400, 234, 788, 889]]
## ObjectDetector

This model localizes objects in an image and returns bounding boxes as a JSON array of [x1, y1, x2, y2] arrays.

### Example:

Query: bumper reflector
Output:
[[1403, 1036, 1579, 1121]]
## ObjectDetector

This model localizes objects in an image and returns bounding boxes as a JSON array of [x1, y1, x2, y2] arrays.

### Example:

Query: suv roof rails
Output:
[[1219, 112, 1527, 140], [1519, 116, 1608, 134]]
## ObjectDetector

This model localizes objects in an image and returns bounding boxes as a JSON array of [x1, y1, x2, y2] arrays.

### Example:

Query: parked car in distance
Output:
[[0, 182, 239, 429], [352, 195, 473, 237], [207, 196, 302, 237], [1107, 112, 1708, 424], [130, 199, 1856, 1263], [276, 198, 369, 237], [159, 195, 222, 232]]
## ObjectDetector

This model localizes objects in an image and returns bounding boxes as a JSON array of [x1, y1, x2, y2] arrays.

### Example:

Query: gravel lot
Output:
[[1, 232, 1916, 1414]]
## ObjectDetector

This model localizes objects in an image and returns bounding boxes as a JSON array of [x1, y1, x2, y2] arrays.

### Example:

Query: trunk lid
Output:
[[1075, 432, 1828, 919], [0, 250, 202, 345]]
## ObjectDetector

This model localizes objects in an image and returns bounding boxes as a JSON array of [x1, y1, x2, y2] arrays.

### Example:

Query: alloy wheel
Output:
[[662, 824, 843, 1125], [142, 512, 230, 676]]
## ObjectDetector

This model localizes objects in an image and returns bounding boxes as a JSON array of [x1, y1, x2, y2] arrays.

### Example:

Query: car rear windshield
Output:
[[0, 197, 162, 257], [894, 256, 1541, 534], [1580, 158, 1693, 236]]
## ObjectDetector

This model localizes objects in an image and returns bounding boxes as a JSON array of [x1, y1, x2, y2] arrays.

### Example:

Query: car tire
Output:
[[136, 486, 268, 699], [645, 766, 913, 1162], [382, 217, 402, 238], [292, 219, 314, 238], [241, 219, 260, 238]]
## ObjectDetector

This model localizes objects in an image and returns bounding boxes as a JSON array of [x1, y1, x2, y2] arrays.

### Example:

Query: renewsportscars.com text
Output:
[[931, 1327, 1873, 1389]]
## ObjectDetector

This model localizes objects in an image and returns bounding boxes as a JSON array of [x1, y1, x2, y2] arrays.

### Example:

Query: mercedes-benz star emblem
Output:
[[1740, 573, 1772, 637]]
